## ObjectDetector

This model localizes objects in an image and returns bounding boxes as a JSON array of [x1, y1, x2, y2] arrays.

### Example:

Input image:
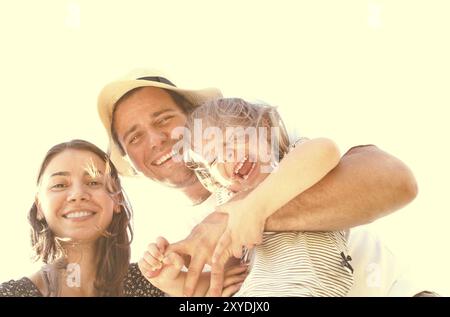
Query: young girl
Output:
[[140, 98, 354, 297], [0, 139, 164, 297]]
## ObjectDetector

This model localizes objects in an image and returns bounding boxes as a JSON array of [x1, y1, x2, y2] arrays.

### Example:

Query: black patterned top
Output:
[[0, 263, 165, 297]]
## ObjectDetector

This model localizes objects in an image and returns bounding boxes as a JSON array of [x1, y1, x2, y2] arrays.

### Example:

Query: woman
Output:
[[0, 139, 245, 297], [0, 139, 163, 296]]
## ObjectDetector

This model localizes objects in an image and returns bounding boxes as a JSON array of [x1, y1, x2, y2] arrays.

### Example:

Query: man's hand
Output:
[[208, 245, 235, 296], [166, 211, 230, 297], [206, 262, 249, 297]]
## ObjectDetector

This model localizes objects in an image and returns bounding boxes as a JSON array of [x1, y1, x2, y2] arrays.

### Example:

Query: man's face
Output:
[[113, 87, 195, 187]]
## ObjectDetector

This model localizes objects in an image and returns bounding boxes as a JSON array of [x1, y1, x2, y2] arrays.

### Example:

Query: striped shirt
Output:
[[234, 231, 354, 297]]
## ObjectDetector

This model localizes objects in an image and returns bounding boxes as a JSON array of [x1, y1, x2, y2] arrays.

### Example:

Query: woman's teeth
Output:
[[64, 211, 94, 219]]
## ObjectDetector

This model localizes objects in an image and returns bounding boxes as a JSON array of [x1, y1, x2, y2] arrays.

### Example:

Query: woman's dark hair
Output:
[[29, 139, 133, 296]]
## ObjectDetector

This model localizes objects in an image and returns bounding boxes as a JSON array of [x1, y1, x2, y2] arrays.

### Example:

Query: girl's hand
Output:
[[138, 236, 185, 284], [215, 197, 266, 259]]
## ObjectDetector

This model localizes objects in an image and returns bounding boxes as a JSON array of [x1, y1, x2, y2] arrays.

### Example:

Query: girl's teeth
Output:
[[234, 156, 249, 174], [234, 162, 244, 174], [242, 163, 256, 180]]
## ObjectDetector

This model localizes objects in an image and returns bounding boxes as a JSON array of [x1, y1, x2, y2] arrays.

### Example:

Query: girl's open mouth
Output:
[[233, 155, 256, 180]]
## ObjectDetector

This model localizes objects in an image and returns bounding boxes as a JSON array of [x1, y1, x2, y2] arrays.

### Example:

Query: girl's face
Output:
[[190, 127, 275, 193], [36, 149, 118, 243]]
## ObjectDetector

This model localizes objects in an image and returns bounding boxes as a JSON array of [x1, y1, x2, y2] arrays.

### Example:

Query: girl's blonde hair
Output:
[[186, 97, 291, 160]]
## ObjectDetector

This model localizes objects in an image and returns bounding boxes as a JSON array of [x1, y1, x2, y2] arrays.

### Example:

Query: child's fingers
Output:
[[143, 251, 163, 270], [159, 252, 184, 280], [163, 252, 185, 271], [137, 258, 150, 274], [155, 236, 169, 254], [147, 243, 164, 262], [138, 258, 162, 279]]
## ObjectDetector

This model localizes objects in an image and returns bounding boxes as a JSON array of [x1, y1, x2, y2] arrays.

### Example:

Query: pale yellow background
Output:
[[0, 0, 449, 295]]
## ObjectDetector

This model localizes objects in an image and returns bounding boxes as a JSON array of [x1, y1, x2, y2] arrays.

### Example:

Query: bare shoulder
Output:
[[28, 270, 47, 296]]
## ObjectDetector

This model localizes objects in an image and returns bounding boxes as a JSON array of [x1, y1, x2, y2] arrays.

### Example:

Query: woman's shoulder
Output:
[[0, 277, 42, 297], [123, 263, 165, 297]]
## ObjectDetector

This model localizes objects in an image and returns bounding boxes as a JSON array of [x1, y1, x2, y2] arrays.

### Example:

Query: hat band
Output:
[[137, 76, 176, 87]]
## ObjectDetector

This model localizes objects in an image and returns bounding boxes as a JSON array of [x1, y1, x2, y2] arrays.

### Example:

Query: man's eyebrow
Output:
[[152, 108, 176, 118], [50, 171, 69, 177]]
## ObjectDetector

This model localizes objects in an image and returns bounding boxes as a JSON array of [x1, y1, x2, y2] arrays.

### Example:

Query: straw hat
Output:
[[97, 68, 222, 176]]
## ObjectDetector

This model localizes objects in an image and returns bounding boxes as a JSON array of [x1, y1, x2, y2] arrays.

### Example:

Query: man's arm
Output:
[[171, 144, 418, 296], [265, 144, 418, 231]]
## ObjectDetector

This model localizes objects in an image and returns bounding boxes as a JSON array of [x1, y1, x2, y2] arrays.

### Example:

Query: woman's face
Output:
[[190, 127, 275, 193], [36, 149, 118, 242]]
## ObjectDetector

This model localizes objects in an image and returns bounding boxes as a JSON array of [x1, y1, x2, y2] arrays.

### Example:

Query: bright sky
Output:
[[0, 0, 449, 296]]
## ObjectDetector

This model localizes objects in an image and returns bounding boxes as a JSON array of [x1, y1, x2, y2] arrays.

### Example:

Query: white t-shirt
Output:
[[345, 227, 427, 297]]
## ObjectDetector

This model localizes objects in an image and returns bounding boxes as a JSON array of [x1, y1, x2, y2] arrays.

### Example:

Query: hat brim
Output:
[[98, 78, 222, 176]]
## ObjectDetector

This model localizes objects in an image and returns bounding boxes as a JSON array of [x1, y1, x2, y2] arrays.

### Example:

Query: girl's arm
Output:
[[246, 137, 341, 220], [214, 138, 341, 259]]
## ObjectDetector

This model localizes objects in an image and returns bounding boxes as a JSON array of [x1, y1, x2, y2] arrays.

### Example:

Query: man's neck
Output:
[[181, 179, 212, 205]]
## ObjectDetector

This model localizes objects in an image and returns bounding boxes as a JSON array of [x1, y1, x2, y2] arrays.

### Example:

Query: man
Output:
[[97, 69, 418, 296]]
